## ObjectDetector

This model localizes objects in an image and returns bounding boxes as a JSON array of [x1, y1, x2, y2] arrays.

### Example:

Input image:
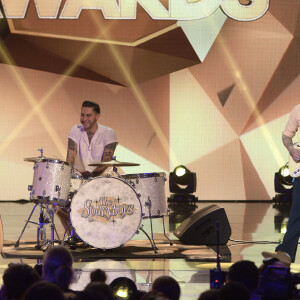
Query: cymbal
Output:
[[88, 160, 140, 167], [24, 156, 58, 162]]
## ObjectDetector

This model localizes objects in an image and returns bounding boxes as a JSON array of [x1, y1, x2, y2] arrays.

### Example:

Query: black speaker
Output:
[[173, 204, 231, 245]]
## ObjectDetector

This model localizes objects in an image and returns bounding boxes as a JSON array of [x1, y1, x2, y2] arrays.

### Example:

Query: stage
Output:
[[0, 201, 299, 299]]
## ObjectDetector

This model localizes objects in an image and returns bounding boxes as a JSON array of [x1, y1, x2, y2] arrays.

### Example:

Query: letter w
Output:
[[1, 0, 62, 19]]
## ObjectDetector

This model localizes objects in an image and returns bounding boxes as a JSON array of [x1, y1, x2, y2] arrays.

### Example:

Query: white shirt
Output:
[[69, 123, 117, 172]]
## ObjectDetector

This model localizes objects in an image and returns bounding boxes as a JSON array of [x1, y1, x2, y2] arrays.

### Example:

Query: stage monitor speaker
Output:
[[173, 204, 231, 245]]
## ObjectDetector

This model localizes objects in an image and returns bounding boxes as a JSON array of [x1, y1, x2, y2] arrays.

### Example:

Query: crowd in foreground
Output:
[[0, 245, 297, 300]]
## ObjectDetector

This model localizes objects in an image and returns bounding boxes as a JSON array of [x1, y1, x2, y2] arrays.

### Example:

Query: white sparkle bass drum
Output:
[[122, 173, 167, 218], [70, 176, 142, 250]]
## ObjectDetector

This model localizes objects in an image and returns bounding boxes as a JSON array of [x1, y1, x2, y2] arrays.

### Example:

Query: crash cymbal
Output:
[[24, 156, 58, 162], [88, 160, 140, 167]]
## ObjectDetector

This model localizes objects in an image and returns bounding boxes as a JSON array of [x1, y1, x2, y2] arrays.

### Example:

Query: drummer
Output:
[[57, 100, 118, 236], [67, 100, 118, 177]]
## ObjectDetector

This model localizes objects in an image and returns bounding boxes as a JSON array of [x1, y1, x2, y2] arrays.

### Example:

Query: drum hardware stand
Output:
[[138, 226, 158, 254], [145, 199, 158, 251], [14, 202, 61, 250], [62, 210, 88, 250], [38, 205, 61, 250], [15, 203, 39, 248], [112, 164, 123, 179], [63, 223, 81, 250], [146, 200, 173, 247], [162, 214, 173, 246]]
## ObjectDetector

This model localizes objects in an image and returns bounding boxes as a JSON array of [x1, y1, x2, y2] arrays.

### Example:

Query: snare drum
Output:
[[29, 159, 71, 206], [70, 176, 142, 250], [122, 172, 167, 218], [69, 174, 88, 193]]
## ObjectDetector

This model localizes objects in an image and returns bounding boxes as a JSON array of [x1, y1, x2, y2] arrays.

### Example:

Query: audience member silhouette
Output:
[[219, 281, 250, 300], [140, 291, 170, 300], [151, 276, 181, 300], [198, 289, 219, 300], [90, 269, 107, 283], [42, 245, 75, 294], [85, 282, 114, 300], [21, 281, 65, 300], [227, 260, 259, 298], [2, 263, 40, 300]]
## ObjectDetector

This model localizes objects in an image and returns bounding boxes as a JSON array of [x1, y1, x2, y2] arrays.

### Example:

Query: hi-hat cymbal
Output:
[[88, 160, 140, 167], [24, 156, 58, 162]]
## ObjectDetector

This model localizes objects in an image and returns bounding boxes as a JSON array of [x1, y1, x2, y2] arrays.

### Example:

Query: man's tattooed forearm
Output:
[[101, 142, 117, 162], [282, 135, 293, 148], [68, 138, 76, 151]]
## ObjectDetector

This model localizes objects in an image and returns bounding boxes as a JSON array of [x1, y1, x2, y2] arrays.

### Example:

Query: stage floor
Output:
[[0, 201, 298, 299]]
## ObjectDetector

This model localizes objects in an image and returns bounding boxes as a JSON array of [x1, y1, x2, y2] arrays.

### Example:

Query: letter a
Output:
[[60, 0, 120, 19]]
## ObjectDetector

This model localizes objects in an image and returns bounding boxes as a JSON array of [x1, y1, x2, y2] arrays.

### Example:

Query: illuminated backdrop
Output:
[[0, 1, 299, 201]]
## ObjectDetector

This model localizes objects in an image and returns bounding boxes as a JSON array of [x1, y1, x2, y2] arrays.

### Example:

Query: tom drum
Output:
[[29, 159, 71, 206], [122, 172, 167, 218]]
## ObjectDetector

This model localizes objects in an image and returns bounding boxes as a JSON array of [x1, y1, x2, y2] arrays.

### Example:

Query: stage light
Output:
[[274, 164, 293, 195], [280, 221, 287, 234], [279, 165, 293, 186], [273, 163, 294, 206], [168, 165, 198, 206], [169, 165, 196, 194], [175, 165, 187, 177], [110, 277, 137, 300]]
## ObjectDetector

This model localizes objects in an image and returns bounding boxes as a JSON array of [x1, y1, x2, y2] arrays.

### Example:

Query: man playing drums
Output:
[[57, 100, 118, 237]]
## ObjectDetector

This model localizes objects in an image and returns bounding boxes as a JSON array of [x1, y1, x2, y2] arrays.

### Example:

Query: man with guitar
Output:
[[262, 104, 300, 266]]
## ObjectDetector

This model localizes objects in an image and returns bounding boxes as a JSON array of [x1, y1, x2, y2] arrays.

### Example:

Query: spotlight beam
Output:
[[0, 41, 66, 157], [88, 11, 178, 167], [0, 34, 100, 157], [217, 32, 284, 166]]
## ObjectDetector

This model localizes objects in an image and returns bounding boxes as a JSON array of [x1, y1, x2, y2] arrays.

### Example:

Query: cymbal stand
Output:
[[112, 164, 123, 178]]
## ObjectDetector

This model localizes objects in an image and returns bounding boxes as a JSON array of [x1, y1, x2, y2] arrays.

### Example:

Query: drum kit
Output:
[[15, 149, 171, 252]]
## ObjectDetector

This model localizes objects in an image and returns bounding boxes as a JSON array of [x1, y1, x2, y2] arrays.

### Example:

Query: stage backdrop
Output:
[[0, 1, 299, 201]]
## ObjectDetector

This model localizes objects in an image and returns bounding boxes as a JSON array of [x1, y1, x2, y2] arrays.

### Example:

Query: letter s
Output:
[[82, 200, 92, 218]]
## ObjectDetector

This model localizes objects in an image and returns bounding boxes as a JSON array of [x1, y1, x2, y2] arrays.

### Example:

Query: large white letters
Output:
[[120, 0, 170, 19], [169, 0, 220, 20], [221, 0, 269, 21], [1, 0, 30, 18], [0, 0, 270, 21], [60, 0, 120, 19], [35, 0, 62, 19]]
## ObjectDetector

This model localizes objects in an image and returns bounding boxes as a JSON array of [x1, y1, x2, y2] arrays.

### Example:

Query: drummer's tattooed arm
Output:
[[91, 142, 118, 177], [102, 142, 118, 162], [66, 138, 77, 166]]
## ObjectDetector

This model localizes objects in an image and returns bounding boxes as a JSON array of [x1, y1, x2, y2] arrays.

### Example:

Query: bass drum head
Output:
[[70, 176, 142, 250]]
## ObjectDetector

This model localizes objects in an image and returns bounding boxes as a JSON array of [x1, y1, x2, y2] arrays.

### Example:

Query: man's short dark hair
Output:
[[82, 101, 100, 114]]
